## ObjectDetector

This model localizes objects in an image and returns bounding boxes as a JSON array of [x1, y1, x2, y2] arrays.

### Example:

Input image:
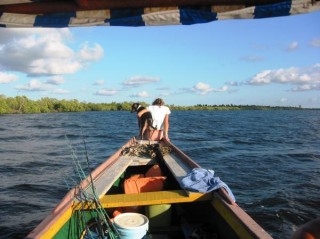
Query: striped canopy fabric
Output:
[[0, 0, 319, 27]]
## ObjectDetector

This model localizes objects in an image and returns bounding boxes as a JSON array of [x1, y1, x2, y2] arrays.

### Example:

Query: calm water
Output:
[[0, 110, 319, 239]]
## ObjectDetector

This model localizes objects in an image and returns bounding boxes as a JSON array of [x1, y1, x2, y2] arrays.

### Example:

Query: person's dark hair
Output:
[[152, 98, 165, 106]]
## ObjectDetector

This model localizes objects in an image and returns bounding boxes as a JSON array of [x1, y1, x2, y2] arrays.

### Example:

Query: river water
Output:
[[0, 110, 319, 239]]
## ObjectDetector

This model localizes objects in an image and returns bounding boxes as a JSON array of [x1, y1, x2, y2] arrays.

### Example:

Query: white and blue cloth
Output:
[[181, 168, 236, 202]]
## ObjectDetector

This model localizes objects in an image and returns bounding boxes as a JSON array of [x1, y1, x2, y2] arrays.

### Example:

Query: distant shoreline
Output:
[[0, 95, 319, 114]]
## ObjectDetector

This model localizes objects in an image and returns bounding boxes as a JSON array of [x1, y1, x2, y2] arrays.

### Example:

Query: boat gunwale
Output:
[[211, 192, 273, 239], [26, 137, 137, 239]]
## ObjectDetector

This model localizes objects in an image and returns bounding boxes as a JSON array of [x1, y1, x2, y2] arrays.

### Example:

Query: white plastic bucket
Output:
[[114, 213, 149, 239]]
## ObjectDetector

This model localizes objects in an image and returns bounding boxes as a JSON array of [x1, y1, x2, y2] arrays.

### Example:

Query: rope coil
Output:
[[121, 143, 172, 159]]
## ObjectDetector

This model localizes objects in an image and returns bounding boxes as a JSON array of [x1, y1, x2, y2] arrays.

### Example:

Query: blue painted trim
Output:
[[180, 7, 217, 25], [254, 0, 292, 18]]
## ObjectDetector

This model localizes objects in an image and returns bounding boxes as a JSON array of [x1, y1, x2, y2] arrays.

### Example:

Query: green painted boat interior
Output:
[[53, 162, 241, 239]]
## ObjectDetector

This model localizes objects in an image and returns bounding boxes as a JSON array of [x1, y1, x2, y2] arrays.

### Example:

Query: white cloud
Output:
[[95, 88, 118, 96], [192, 82, 228, 95], [226, 81, 239, 86], [123, 76, 160, 86], [0, 28, 72, 45], [291, 84, 320, 92], [279, 98, 288, 103], [215, 85, 229, 92], [78, 43, 104, 61], [15, 79, 53, 91], [0, 72, 19, 83], [0, 29, 103, 76], [46, 76, 65, 85], [287, 41, 298, 51], [310, 38, 320, 48], [93, 80, 105, 86], [247, 64, 320, 91], [192, 82, 213, 95], [248, 70, 273, 85], [131, 91, 150, 98]]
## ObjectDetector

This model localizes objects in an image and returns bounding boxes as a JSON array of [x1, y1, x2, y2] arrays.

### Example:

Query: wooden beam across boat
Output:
[[72, 190, 213, 210]]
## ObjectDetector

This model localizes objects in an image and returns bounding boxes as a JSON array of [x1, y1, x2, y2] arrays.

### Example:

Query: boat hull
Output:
[[27, 137, 272, 239]]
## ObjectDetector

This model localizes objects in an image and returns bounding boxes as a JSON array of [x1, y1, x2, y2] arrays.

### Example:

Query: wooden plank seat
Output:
[[82, 155, 133, 199], [73, 190, 213, 210], [161, 150, 200, 196], [162, 153, 192, 185]]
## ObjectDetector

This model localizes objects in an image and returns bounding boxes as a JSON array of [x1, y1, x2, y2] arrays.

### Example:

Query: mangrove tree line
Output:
[[0, 95, 304, 114]]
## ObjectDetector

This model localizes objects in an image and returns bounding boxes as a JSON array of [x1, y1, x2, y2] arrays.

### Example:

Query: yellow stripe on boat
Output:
[[211, 194, 272, 239], [72, 190, 213, 210], [37, 206, 73, 239]]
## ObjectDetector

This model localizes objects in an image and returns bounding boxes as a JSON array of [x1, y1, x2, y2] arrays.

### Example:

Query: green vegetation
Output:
[[0, 95, 308, 114]]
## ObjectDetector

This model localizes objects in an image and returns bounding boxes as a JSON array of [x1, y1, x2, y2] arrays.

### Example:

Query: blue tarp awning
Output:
[[0, 0, 319, 27]]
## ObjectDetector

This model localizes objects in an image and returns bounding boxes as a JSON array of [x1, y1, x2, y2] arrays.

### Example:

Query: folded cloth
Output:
[[181, 168, 236, 202]]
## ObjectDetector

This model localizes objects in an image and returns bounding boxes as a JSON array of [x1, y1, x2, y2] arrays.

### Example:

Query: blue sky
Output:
[[0, 11, 319, 108]]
